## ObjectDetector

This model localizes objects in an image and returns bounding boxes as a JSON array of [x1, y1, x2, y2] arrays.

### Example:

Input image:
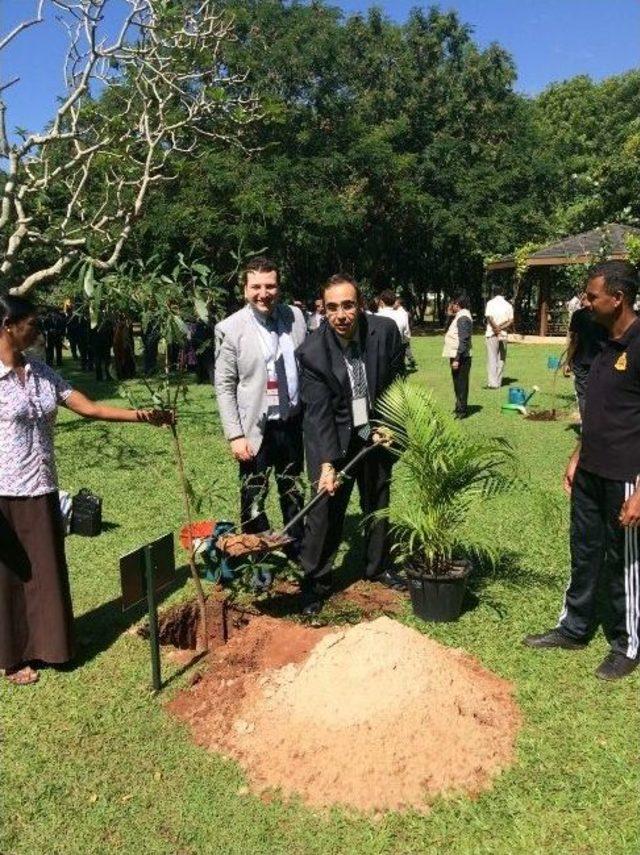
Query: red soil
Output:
[[167, 609, 521, 814]]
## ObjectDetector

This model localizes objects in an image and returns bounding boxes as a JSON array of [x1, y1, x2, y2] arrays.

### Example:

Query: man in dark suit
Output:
[[296, 273, 406, 614]]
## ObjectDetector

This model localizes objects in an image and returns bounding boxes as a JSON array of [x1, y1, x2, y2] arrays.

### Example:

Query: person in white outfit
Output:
[[484, 288, 514, 388], [377, 290, 416, 370]]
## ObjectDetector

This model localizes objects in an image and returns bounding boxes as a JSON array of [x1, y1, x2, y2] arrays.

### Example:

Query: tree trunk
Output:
[[170, 422, 208, 652]]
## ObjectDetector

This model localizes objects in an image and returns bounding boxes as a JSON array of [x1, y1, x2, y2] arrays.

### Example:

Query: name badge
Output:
[[352, 396, 368, 427], [266, 378, 279, 406]]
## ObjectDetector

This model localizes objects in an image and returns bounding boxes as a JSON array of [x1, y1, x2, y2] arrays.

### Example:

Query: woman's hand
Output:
[[137, 408, 175, 427], [65, 391, 174, 425]]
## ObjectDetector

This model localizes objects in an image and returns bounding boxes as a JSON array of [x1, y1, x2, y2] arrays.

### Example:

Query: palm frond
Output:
[[375, 379, 517, 572]]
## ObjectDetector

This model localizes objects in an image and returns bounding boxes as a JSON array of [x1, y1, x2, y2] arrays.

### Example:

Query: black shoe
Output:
[[251, 568, 273, 594], [301, 598, 323, 616], [370, 570, 407, 591], [595, 651, 640, 681], [523, 628, 587, 650], [300, 577, 332, 615]]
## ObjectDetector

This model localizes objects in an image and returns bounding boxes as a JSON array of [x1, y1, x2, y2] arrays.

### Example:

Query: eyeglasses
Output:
[[324, 301, 358, 314]]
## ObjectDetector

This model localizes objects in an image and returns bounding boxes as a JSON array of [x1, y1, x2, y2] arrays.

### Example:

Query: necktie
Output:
[[347, 341, 371, 440], [267, 316, 290, 420]]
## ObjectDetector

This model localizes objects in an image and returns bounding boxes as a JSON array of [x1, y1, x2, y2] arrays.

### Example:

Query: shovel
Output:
[[217, 433, 390, 559]]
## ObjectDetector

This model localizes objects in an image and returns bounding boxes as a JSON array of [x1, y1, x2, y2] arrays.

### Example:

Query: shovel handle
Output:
[[280, 442, 377, 537]]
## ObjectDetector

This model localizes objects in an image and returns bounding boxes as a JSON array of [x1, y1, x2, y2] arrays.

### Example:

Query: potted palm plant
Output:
[[375, 380, 515, 622]]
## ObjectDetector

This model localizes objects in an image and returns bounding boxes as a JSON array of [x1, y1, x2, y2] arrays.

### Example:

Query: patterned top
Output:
[[0, 358, 73, 497]]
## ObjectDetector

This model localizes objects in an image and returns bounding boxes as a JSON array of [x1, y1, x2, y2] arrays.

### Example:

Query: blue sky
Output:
[[1, 0, 639, 137]]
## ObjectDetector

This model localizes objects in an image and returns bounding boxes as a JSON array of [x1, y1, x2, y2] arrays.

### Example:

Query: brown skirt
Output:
[[0, 492, 75, 670]]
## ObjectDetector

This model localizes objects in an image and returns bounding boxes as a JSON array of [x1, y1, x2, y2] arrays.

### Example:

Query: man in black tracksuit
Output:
[[296, 274, 406, 614], [525, 260, 640, 681]]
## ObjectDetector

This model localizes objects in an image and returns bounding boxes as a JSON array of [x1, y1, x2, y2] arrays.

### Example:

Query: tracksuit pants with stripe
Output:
[[558, 467, 640, 659]]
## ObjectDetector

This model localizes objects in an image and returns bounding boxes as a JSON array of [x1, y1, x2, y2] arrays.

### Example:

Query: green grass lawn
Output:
[[2, 336, 638, 855]]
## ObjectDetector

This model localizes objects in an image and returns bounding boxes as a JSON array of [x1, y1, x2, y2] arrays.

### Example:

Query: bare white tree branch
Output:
[[0, 0, 261, 296]]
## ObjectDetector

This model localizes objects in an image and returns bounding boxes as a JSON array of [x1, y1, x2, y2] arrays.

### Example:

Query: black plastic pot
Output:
[[407, 559, 472, 623]]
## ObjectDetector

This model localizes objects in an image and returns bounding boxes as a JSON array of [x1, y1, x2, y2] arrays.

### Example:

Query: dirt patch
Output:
[[526, 409, 575, 422], [526, 409, 559, 421], [330, 579, 403, 618], [142, 593, 251, 651], [168, 614, 520, 814]]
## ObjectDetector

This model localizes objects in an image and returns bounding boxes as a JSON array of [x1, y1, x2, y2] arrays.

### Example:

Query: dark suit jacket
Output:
[[296, 313, 404, 471]]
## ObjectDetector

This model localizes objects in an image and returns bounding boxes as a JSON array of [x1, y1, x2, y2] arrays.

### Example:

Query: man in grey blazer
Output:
[[214, 257, 307, 556]]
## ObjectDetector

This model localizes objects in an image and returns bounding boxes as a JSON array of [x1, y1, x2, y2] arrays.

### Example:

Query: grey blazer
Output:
[[214, 303, 307, 453]]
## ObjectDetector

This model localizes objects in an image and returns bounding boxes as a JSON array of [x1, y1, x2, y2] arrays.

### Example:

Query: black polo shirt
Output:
[[580, 317, 640, 482]]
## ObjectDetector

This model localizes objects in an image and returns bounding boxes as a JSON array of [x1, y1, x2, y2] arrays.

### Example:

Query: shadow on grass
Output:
[[70, 566, 189, 670], [57, 420, 166, 470], [466, 547, 555, 589], [162, 650, 208, 690], [461, 547, 557, 617]]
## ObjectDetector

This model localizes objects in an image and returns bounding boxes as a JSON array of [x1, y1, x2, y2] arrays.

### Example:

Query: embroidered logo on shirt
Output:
[[615, 352, 627, 371]]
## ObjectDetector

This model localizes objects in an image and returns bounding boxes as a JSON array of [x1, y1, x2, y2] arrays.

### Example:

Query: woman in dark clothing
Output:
[[565, 302, 608, 422], [442, 293, 473, 419], [0, 295, 173, 685]]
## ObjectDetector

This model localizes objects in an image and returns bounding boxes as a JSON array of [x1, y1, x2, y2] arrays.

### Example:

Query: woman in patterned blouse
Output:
[[0, 295, 173, 685]]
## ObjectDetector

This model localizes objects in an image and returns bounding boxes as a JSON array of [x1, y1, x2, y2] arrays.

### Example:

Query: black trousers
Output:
[[451, 355, 471, 415], [142, 332, 160, 375], [91, 330, 112, 381], [67, 333, 80, 361], [239, 416, 305, 550], [45, 334, 63, 368], [558, 467, 640, 658], [300, 436, 393, 582]]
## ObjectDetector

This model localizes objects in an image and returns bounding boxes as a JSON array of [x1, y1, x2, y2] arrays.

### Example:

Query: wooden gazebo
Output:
[[486, 223, 640, 335]]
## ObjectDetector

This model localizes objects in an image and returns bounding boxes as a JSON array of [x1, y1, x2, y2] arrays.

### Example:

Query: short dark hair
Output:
[[379, 289, 396, 307], [242, 256, 280, 287], [587, 260, 639, 306], [452, 292, 471, 310], [0, 294, 37, 327], [321, 273, 363, 302]]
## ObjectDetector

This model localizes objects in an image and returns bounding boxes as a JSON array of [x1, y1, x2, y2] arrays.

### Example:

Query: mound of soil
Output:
[[168, 615, 520, 814]]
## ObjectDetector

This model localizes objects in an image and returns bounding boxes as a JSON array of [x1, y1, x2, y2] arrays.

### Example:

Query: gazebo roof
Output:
[[487, 223, 640, 271]]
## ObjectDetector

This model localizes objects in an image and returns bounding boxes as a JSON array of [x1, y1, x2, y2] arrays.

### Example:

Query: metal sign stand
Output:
[[120, 532, 176, 694], [144, 546, 162, 692]]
